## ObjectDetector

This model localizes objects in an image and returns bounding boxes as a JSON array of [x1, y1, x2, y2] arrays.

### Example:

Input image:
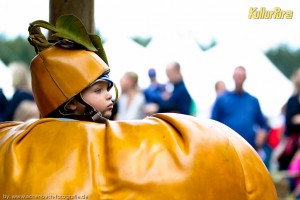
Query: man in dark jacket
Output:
[[143, 62, 193, 115], [158, 62, 192, 115]]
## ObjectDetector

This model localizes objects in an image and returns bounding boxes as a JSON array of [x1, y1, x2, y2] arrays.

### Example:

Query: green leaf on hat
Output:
[[53, 15, 97, 51], [89, 34, 109, 65], [28, 14, 102, 54]]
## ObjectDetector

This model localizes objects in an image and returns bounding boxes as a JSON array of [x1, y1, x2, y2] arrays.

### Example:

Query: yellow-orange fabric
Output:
[[0, 113, 277, 199], [30, 45, 109, 117]]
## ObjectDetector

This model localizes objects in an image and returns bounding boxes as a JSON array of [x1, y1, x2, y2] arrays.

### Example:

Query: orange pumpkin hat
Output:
[[28, 14, 118, 119]]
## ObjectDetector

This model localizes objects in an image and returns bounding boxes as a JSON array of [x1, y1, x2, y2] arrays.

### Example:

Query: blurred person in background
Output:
[[143, 61, 193, 116], [215, 80, 227, 97], [3, 62, 35, 121], [143, 68, 166, 104], [116, 71, 146, 120], [274, 67, 300, 171], [273, 68, 300, 178], [211, 66, 270, 166]]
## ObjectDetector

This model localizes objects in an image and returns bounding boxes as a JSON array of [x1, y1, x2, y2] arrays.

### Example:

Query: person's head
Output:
[[291, 67, 300, 94], [28, 14, 117, 122], [62, 71, 114, 120], [215, 80, 226, 96], [120, 71, 139, 93], [166, 61, 182, 84], [148, 68, 157, 82], [233, 66, 246, 92], [9, 62, 31, 91]]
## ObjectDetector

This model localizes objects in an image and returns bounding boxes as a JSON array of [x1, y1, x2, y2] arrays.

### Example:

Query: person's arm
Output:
[[157, 84, 191, 114], [142, 90, 177, 115], [255, 99, 269, 148], [156, 86, 180, 113], [211, 98, 222, 121], [157, 96, 179, 113]]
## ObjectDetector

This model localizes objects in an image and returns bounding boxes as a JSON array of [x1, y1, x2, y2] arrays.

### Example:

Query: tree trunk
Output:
[[49, 0, 95, 35]]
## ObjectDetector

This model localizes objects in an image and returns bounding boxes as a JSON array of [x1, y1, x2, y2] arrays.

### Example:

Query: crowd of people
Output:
[[1, 55, 299, 198], [111, 61, 194, 121]]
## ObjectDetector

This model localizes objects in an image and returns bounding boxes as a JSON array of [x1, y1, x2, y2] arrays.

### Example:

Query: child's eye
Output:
[[95, 88, 102, 93]]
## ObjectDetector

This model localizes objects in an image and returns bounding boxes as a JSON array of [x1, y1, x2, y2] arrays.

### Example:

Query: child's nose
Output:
[[106, 91, 112, 99]]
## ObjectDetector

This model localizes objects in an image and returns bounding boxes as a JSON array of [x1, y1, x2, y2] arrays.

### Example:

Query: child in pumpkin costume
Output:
[[28, 14, 118, 123], [0, 15, 278, 199]]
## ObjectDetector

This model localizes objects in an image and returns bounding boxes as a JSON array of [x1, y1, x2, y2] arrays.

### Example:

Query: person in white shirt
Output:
[[116, 71, 146, 120]]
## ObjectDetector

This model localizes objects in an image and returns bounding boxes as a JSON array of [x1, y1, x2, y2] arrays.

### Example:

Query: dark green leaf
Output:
[[53, 15, 97, 51]]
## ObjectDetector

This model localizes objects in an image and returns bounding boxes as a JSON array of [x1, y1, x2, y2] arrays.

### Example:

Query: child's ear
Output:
[[65, 99, 78, 111]]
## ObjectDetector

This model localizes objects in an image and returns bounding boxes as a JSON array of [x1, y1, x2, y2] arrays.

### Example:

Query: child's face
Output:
[[81, 81, 113, 119]]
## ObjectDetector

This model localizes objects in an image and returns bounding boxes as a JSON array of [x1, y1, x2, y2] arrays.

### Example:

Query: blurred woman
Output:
[[116, 71, 146, 120], [3, 62, 35, 121], [278, 68, 300, 169], [283, 68, 300, 198]]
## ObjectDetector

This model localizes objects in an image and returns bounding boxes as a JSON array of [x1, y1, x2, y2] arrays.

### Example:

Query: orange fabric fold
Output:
[[0, 113, 277, 199]]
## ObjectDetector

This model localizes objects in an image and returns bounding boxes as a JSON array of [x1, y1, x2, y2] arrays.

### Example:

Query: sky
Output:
[[1, 0, 300, 51]]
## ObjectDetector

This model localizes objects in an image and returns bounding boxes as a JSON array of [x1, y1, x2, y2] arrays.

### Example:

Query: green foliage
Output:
[[132, 37, 152, 47], [265, 44, 300, 79], [0, 35, 36, 67]]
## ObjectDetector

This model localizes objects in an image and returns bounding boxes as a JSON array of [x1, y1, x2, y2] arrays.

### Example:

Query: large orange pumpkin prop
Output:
[[0, 113, 277, 199]]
